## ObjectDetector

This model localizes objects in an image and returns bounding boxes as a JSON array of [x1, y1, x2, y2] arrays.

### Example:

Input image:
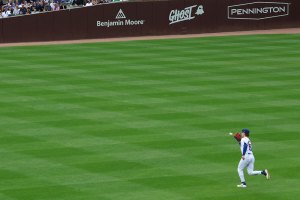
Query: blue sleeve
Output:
[[242, 142, 248, 156]]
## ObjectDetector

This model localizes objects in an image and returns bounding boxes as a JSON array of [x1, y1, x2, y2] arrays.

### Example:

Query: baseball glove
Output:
[[234, 132, 241, 142]]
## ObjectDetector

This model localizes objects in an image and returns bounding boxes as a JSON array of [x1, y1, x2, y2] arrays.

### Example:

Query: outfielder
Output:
[[230, 129, 270, 188]]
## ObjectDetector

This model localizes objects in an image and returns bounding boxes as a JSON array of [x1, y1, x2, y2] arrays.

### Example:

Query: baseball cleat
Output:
[[265, 169, 270, 179], [237, 184, 247, 188]]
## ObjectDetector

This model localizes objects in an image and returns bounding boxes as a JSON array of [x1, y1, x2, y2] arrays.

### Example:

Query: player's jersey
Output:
[[240, 137, 253, 156]]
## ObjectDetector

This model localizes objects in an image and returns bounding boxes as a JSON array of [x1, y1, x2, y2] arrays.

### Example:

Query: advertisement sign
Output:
[[228, 2, 290, 20], [169, 5, 205, 25], [97, 8, 146, 27]]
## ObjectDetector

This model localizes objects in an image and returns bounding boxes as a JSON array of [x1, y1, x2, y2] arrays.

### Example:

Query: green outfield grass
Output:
[[0, 34, 299, 200]]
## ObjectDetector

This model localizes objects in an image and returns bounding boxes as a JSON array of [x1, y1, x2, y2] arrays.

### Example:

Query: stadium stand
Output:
[[0, 0, 128, 18]]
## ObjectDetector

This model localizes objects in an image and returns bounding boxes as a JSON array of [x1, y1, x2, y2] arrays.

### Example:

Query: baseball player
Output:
[[231, 129, 270, 188]]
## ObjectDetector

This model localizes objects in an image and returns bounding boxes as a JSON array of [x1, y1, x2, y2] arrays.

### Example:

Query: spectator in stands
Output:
[[50, 0, 55, 10], [73, 0, 83, 6], [44, 2, 51, 11], [10, 2, 17, 13], [53, 3, 59, 10], [19, 4, 27, 14], [7, 6, 13, 16], [0, 0, 4, 8], [13, 5, 20, 15], [26, 5, 31, 14], [36, 1, 44, 12], [60, 3, 66, 10], [31, 6, 38, 14], [5, 0, 10, 7], [93, 0, 98, 5], [85, 0, 92, 6], [23, 1, 28, 8], [1, 7, 9, 17], [31, 2, 36, 9]]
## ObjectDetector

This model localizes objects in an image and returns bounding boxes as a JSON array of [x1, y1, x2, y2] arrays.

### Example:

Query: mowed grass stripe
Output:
[[0, 34, 300, 199]]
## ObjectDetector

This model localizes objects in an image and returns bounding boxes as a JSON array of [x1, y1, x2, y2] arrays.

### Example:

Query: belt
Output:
[[248, 153, 252, 155]]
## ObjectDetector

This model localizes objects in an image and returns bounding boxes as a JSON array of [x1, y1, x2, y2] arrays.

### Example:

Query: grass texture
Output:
[[0, 34, 299, 200]]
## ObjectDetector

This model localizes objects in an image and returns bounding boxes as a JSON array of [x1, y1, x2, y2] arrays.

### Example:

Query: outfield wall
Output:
[[0, 0, 300, 43]]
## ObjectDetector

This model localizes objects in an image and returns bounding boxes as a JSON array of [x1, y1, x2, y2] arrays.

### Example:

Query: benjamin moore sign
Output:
[[228, 2, 290, 20], [97, 9, 145, 27]]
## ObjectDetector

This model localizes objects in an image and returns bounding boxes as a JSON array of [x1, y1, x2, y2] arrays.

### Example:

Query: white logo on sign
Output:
[[169, 5, 204, 25], [195, 5, 205, 15], [97, 9, 145, 28], [228, 2, 290, 20], [116, 9, 126, 19]]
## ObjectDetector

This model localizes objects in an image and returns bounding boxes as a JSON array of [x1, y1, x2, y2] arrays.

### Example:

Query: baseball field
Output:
[[0, 34, 299, 200]]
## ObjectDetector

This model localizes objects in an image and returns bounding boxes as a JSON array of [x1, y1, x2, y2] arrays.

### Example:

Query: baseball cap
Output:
[[242, 128, 250, 135]]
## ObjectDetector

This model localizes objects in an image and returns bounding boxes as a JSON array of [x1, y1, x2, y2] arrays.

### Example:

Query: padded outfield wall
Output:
[[0, 0, 300, 43]]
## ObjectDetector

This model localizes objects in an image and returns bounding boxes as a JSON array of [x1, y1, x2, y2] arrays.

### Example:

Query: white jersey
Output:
[[240, 137, 253, 156]]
